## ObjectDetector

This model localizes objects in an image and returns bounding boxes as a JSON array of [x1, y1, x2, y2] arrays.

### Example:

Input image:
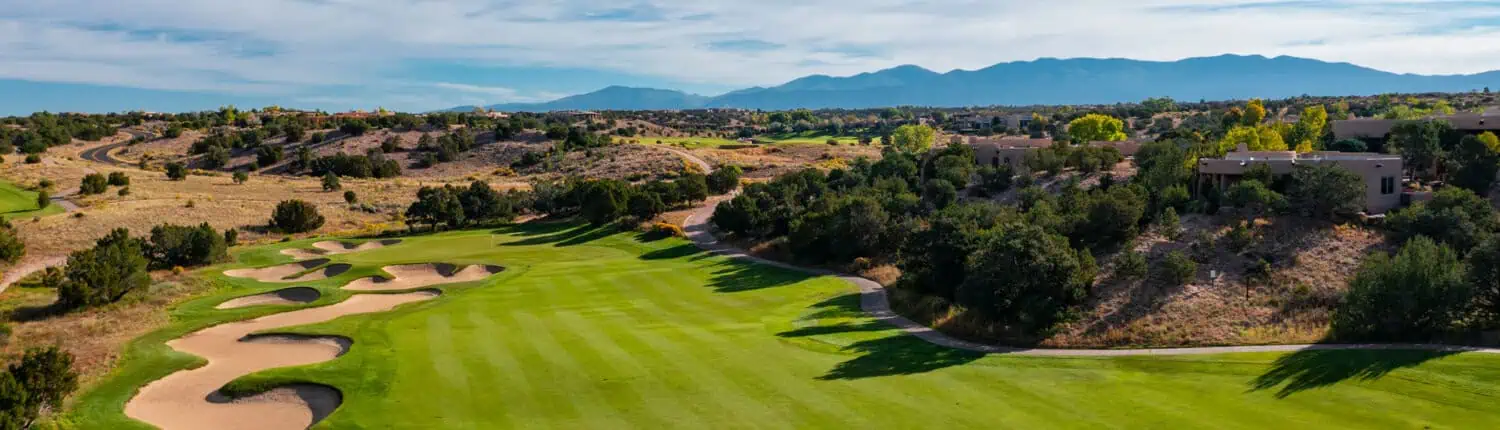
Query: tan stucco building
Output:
[[1198, 148, 1403, 214]]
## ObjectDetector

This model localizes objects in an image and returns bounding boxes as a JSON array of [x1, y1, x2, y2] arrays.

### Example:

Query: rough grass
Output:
[[59, 224, 1500, 429]]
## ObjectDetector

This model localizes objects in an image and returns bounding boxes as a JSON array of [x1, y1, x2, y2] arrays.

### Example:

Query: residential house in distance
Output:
[[966, 137, 1053, 171], [952, 113, 1033, 132], [1198, 145, 1404, 214], [1332, 113, 1500, 147]]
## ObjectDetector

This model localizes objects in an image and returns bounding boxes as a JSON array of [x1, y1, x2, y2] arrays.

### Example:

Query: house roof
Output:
[[1332, 113, 1500, 139]]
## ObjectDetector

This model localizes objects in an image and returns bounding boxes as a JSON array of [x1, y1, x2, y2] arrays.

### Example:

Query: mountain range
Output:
[[456, 55, 1500, 112]]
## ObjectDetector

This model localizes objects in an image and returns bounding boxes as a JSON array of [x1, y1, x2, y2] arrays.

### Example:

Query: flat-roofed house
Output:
[[1198, 146, 1403, 214], [1332, 113, 1500, 146], [967, 137, 1053, 171]]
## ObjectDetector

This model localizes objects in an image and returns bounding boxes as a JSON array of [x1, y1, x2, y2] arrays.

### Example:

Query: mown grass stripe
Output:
[[509, 309, 636, 429]]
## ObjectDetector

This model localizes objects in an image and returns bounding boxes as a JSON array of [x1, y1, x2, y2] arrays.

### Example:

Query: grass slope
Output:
[[0, 180, 60, 220], [64, 224, 1500, 429]]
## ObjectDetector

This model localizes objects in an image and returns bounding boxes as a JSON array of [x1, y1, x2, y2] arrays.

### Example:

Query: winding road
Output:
[[79, 128, 150, 166], [677, 172, 1500, 357]]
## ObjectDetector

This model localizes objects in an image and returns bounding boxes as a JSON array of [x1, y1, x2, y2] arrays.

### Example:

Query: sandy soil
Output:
[[223, 260, 351, 283], [280, 239, 402, 260], [341, 264, 503, 291], [215, 287, 322, 310], [124, 291, 439, 430]]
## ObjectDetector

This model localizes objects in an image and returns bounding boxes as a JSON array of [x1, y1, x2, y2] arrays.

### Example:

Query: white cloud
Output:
[[3, 0, 1500, 110]]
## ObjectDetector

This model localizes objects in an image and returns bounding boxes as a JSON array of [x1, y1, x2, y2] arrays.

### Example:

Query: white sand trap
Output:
[[125, 291, 440, 430], [280, 240, 401, 260], [223, 259, 351, 283], [215, 287, 322, 310], [342, 263, 504, 291]]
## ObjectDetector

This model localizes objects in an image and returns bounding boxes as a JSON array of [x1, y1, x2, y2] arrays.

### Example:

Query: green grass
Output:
[[0, 180, 62, 220], [63, 224, 1500, 429]]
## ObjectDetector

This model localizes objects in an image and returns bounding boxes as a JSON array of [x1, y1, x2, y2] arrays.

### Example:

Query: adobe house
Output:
[[966, 137, 1053, 171], [1332, 113, 1500, 152], [1198, 145, 1404, 214]]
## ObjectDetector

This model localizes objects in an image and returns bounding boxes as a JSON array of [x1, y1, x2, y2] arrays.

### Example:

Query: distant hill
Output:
[[460, 55, 1500, 112], [480, 86, 709, 112]]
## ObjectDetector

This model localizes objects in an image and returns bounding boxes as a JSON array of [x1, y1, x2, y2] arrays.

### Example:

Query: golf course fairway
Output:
[[64, 223, 1500, 429]]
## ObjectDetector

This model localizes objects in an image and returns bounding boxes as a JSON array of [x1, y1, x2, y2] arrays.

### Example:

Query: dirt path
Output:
[[660, 146, 713, 173], [0, 256, 66, 291], [124, 290, 440, 430], [681, 197, 1500, 357]]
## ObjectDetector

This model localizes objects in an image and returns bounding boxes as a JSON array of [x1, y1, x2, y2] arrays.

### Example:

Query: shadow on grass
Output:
[[640, 243, 709, 260], [499, 223, 618, 247], [707, 259, 813, 293], [1248, 349, 1460, 398], [818, 336, 984, 380]]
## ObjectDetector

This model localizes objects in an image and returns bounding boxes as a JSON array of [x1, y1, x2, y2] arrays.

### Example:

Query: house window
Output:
[[1380, 177, 1396, 195]]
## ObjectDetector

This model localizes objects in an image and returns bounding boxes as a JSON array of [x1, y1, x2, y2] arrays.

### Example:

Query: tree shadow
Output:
[[707, 260, 813, 293], [1248, 348, 1461, 398], [818, 335, 984, 380], [499, 223, 616, 247], [639, 243, 708, 260]]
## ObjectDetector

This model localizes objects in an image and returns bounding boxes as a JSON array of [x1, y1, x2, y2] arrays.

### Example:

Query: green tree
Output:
[[1289, 164, 1366, 220], [1242, 99, 1268, 126], [1226, 179, 1284, 221], [321, 172, 341, 192], [676, 174, 709, 202], [579, 180, 630, 225], [35, 190, 49, 210], [0, 346, 77, 429], [1466, 236, 1500, 325], [145, 223, 228, 269], [78, 174, 107, 195], [1388, 120, 1446, 180], [1115, 251, 1148, 280], [1158, 251, 1197, 286], [1291, 105, 1328, 150], [106, 172, 129, 186], [1447, 134, 1500, 194], [0, 221, 23, 264], [165, 162, 187, 180], [1066, 114, 1128, 142], [706, 165, 743, 195], [1329, 139, 1367, 153], [232, 171, 249, 184], [955, 224, 1095, 334], [343, 190, 358, 204], [922, 179, 957, 210], [270, 200, 325, 233], [1220, 126, 1287, 152], [1332, 236, 1471, 341], [890, 124, 936, 153], [1387, 187, 1498, 253], [58, 228, 150, 310], [405, 186, 464, 230]]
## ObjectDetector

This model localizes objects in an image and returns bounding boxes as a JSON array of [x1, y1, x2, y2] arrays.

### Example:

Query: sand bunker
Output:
[[342, 263, 504, 292], [224, 259, 351, 283], [125, 291, 440, 430], [216, 287, 322, 310], [280, 239, 402, 260]]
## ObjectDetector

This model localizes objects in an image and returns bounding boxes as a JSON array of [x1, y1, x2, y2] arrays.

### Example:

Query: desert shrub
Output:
[[0, 346, 78, 428], [37, 179, 52, 189], [24, 154, 40, 164], [1225, 223, 1256, 252], [78, 174, 107, 195], [255, 145, 284, 166], [977, 164, 1014, 196], [1158, 251, 1197, 286], [165, 162, 187, 180], [381, 136, 401, 153], [232, 171, 248, 184], [1115, 251, 1147, 280], [34, 190, 49, 209], [1332, 236, 1471, 341], [118, 187, 130, 197], [58, 228, 150, 310], [106, 172, 129, 186], [223, 228, 238, 246], [1387, 187, 1498, 253], [321, 172, 341, 192], [651, 222, 686, 238], [706, 165, 743, 195], [0, 222, 23, 264], [1157, 207, 1181, 239], [955, 224, 1095, 333], [145, 223, 229, 269], [1289, 163, 1366, 220], [270, 200, 325, 233], [343, 190, 358, 204]]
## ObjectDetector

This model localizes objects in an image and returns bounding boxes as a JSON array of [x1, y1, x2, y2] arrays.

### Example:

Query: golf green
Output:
[[66, 223, 1500, 429]]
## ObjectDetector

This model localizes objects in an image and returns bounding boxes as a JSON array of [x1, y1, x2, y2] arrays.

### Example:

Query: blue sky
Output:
[[3, 0, 1500, 115]]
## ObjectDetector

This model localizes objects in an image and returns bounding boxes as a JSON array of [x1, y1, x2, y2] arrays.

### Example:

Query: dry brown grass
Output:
[[0, 275, 220, 383], [691, 144, 883, 178]]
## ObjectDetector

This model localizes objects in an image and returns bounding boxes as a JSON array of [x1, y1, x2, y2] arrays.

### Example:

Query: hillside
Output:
[[467, 55, 1500, 111]]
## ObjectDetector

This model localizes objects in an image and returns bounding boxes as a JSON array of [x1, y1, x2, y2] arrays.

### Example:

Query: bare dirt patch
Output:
[[690, 144, 883, 178]]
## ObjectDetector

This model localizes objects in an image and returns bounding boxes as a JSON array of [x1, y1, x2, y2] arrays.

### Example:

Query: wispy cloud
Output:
[[3, 0, 1500, 111]]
